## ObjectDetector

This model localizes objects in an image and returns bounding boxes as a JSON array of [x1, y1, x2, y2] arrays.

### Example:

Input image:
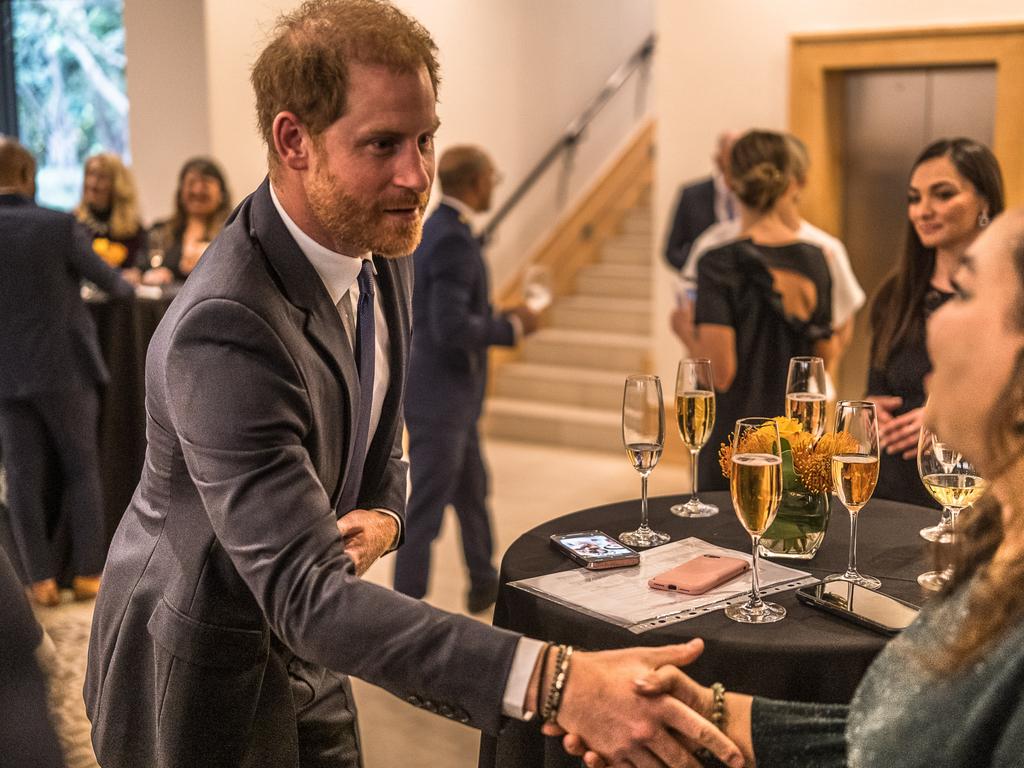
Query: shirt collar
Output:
[[440, 195, 477, 227], [269, 182, 373, 306]]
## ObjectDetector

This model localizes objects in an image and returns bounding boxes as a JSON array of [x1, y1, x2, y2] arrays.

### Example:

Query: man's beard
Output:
[[307, 166, 427, 257]]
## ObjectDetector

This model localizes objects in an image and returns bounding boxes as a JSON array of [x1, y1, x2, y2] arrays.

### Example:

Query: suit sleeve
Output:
[[69, 223, 134, 297], [426, 232, 515, 351], [165, 298, 519, 733], [664, 189, 693, 271]]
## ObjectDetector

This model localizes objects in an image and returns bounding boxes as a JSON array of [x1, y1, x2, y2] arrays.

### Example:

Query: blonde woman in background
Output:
[[75, 152, 146, 284]]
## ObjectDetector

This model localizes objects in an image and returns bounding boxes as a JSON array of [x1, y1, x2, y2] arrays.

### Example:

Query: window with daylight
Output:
[[0, 0, 130, 209]]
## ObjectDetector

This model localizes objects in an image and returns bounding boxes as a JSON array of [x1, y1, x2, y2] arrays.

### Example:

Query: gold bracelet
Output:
[[541, 644, 574, 724]]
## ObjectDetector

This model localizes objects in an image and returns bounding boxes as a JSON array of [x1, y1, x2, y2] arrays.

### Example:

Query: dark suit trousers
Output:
[[0, 387, 105, 582], [393, 420, 497, 599]]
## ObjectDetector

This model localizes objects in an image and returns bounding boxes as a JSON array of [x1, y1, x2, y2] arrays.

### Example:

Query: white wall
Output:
[[124, 0, 211, 222], [198, 0, 654, 285], [651, 0, 1024, 386]]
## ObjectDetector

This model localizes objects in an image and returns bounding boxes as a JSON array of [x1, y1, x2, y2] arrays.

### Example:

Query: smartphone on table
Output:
[[795, 580, 920, 636], [550, 530, 640, 569], [648, 554, 750, 595]]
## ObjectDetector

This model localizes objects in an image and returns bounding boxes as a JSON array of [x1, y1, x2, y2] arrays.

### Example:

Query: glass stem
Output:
[[847, 510, 860, 575], [750, 534, 762, 605], [689, 448, 700, 502], [640, 473, 650, 530]]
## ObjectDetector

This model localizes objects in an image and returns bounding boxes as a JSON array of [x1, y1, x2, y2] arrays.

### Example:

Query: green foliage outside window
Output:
[[13, 0, 129, 209]]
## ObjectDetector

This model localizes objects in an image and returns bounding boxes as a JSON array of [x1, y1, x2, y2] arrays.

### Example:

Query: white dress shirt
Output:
[[269, 184, 542, 720]]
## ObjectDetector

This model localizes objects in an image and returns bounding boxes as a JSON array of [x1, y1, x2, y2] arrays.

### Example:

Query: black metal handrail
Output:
[[480, 33, 655, 244]]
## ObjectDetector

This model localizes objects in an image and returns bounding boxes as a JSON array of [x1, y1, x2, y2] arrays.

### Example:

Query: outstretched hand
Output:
[[539, 639, 745, 768]]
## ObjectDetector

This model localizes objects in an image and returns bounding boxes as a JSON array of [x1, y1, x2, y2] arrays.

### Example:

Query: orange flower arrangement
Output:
[[719, 416, 858, 494]]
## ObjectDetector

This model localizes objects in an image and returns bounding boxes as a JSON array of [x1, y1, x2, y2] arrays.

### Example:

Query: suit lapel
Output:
[[247, 179, 359, 509]]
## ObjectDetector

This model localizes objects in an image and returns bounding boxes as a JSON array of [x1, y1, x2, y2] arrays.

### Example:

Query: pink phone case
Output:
[[648, 555, 750, 595]]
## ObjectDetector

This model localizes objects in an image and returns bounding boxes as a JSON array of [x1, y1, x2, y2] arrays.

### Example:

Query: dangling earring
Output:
[[978, 210, 991, 228]]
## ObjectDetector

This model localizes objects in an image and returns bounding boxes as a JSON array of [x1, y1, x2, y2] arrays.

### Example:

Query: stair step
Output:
[[493, 362, 631, 410], [575, 263, 651, 299], [619, 209, 652, 235], [521, 328, 650, 371], [548, 296, 650, 333], [481, 398, 622, 454], [600, 239, 651, 265]]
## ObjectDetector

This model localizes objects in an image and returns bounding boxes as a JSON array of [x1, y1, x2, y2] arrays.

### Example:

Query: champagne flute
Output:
[[785, 356, 828, 439], [916, 426, 987, 591], [619, 375, 669, 549], [670, 359, 718, 518], [827, 400, 881, 589], [521, 264, 553, 312], [725, 417, 786, 623]]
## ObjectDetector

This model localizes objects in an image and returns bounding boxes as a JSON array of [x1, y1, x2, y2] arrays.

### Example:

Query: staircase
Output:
[[482, 201, 653, 453]]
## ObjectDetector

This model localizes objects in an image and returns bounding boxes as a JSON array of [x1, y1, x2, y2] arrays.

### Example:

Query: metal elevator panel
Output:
[[837, 66, 996, 401]]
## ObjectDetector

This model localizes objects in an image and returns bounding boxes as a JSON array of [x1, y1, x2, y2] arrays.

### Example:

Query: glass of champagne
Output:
[[916, 426, 987, 591], [827, 400, 881, 589], [521, 264, 553, 312], [671, 359, 718, 517], [785, 356, 828, 439], [726, 418, 785, 623], [619, 374, 669, 549]]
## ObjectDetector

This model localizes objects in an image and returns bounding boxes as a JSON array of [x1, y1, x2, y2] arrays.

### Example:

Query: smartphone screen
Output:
[[550, 531, 639, 568], [799, 581, 919, 633]]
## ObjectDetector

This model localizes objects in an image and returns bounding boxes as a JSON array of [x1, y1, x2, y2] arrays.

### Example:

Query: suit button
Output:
[[458, 710, 470, 724], [439, 704, 453, 718], [424, 701, 438, 713], [406, 695, 422, 707]]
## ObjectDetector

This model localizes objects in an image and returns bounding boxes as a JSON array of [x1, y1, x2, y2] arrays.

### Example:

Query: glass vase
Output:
[[758, 485, 830, 560]]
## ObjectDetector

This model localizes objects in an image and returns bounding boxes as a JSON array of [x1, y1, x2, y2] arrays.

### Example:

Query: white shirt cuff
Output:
[[501, 637, 547, 720]]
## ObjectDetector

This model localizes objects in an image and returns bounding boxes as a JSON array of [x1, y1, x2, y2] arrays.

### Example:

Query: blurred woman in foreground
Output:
[[565, 207, 1024, 767]]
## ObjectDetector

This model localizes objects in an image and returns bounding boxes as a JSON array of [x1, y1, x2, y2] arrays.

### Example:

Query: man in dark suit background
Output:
[[84, 3, 745, 767], [664, 130, 740, 271], [0, 138, 132, 607], [394, 146, 538, 613]]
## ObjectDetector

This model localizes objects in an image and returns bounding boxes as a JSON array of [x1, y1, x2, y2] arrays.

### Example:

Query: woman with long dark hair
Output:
[[867, 138, 1004, 506], [142, 157, 232, 285]]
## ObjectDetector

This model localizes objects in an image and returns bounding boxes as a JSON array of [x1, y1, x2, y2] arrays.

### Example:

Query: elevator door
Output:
[[837, 66, 996, 401]]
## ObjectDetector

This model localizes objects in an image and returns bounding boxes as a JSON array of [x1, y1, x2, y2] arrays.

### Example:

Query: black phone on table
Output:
[[795, 580, 920, 636], [550, 530, 640, 569]]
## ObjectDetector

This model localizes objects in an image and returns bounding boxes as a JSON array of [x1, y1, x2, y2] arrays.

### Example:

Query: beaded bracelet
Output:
[[695, 682, 727, 763], [541, 644, 574, 724]]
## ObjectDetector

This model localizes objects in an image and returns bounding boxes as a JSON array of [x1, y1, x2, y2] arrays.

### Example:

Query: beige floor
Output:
[[33, 438, 689, 768]]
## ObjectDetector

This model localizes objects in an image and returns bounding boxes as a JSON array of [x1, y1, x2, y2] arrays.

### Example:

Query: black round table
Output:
[[479, 491, 937, 768], [88, 287, 177, 545]]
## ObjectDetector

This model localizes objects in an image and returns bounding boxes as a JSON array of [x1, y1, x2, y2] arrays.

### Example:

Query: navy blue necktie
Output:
[[339, 259, 375, 515]]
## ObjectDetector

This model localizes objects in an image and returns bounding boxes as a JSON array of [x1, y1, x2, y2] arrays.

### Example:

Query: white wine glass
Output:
[[827, 400, 881, 589], [726, 417, 785, 623], [785, 356, 828, 440], [521, 264, 553, 312], [671, 359, 718, 518], [916, 426, 987, 591], [619, 375, 669, 549]]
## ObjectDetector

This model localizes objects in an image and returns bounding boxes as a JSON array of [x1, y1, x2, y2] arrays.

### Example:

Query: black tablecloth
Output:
[[88, 288, 176, 545], [480, 491, 937, 768]]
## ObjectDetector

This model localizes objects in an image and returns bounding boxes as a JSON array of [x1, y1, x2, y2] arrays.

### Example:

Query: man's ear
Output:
[[272, 111, 313, 172]]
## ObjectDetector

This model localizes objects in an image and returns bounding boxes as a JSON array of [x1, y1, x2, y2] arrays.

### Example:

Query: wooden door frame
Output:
[[790, 23, 1024, 237]]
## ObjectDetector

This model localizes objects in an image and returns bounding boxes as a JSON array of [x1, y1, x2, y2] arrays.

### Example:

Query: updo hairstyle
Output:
[[729, 130, 793, 213]]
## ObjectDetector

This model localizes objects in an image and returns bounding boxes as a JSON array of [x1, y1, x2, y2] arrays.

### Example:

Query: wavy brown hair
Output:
[[934, 220, 1024, 674], [250, 0, 440, 173], [871, 138, 1004, 367], [728, 130, 793, 214]]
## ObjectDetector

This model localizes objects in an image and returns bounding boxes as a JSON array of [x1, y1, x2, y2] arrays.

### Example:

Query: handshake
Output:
[[528, 639, 749, 768]]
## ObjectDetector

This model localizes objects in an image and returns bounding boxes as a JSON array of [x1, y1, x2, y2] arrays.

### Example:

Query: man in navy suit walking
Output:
[[0, 137, 133, 606], [394, 146, 538, 612]]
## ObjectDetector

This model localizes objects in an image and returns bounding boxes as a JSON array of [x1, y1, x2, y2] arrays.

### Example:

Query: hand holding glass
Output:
[[725, 418, 786, 624], [619, 375, 669, 549], [827, 400, 881, 589], [916, 426, 987, 591], [671, 359, 718, 517], [785, 356, 828, 439]]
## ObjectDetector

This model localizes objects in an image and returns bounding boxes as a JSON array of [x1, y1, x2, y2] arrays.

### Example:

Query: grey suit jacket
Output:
[[84, 180, 520, 767]]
